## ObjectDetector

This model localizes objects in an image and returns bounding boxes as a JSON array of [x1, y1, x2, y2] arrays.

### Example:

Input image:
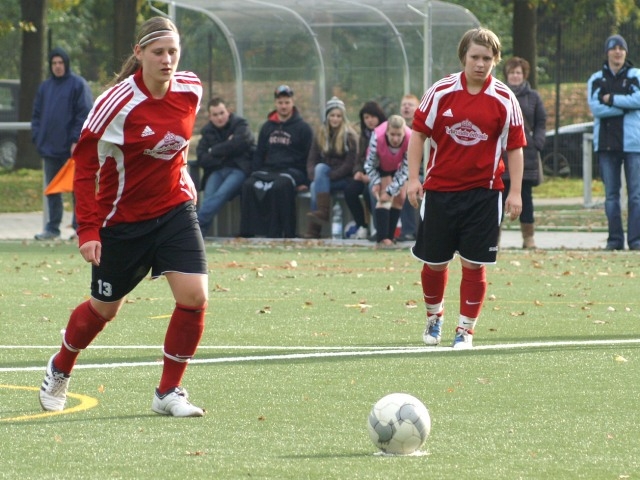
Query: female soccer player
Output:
[[38, 16, 208, 416], [406, 28, 526, 349]]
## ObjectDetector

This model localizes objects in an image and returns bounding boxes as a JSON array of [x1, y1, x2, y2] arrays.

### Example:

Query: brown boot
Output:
[[521, 223, 536, 249], [307, 192, 332, 224], [303, 221, 322, 239]]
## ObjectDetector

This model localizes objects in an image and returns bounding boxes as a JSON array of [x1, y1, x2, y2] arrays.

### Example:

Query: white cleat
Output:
[[39, 354, 70, 411], [452, 328, 473, 349], [152, 387, 204, 417], [422, 314, 443, 345]]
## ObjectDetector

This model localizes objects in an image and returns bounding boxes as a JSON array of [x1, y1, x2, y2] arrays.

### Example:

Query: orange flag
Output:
[[44, 158, 75, 195]]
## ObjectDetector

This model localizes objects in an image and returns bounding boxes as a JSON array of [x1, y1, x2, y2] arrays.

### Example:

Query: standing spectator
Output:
[[196, 97, 254, 237], [304, 96, 358, 238], [588, 34, 640, 250], [407, 27, 525, 349], [365, 115, 411, 247], [38, 17, 208, 417], [344, 101, 386, 239], [32, 47, 93, 240], [397, 94, 420, 242], [240, 85, 313, 238], [502, 57, 547, 249]]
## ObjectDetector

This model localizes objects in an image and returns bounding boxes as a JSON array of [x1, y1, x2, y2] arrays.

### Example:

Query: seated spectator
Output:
[[344, 101, 386, 240], [398, 93, 420, 242], [304, 96, 358, 238], [196, 97, 254, 236], [364, 115, 411, 247], [240, 85, 313, 238]]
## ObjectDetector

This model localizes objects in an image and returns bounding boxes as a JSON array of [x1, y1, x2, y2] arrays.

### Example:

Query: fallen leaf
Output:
[[614, 355, 627, 363], [405, 299, 418, 308]]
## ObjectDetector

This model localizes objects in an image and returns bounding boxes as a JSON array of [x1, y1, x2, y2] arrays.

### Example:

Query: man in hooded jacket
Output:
[[239, 85, 313, 238], [32, 47, 93, 240]]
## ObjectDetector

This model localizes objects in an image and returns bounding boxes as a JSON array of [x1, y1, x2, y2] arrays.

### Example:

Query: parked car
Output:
[[0, 79, 19, 170], [540, 122, 594, 178]]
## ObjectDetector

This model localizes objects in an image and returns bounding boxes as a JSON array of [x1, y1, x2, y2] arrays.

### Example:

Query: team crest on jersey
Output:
[[445, 119, 488, 146], [143, 131, 187, 160]]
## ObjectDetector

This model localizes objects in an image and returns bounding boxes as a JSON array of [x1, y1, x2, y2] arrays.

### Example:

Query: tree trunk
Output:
[[512, 0, 538, 89], [113, 0, 139, 75], [18, 0, 46, 169]]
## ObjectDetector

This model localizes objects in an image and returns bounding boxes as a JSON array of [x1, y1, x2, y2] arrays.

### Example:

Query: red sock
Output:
[[54, 300, 109, 374], [421, 264, 448, 309], [158, 302, 206, 393], [460, 266, 487, 318]]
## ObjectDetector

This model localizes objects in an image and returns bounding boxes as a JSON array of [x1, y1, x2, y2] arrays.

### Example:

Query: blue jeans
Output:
[[310, 163, 348, 210], [599, 151, 640, 249], [197, 167, 246, 235], [43, 157, 67, 235]]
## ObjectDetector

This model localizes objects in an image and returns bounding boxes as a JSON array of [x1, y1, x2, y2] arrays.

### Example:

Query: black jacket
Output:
[[252, 107, 313, 186], [502, 81, 547, 184], [196, 113, 255, 188]]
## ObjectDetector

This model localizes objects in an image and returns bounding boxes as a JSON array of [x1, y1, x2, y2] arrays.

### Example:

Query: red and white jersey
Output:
[[413, 71, 525, 192], [73, 69, 202, 244]]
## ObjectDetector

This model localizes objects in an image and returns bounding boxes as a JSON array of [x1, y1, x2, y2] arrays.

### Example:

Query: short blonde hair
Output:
[[387, 114, 406, 131], [457, 28, 502, 66]]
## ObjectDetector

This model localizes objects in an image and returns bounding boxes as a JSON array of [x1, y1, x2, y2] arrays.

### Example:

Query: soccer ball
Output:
[[367, 393, 431, 455]]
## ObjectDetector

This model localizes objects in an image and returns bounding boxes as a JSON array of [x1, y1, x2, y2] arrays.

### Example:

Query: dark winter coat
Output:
[[253, 107, 313, 186], [306, 128, 358, 181], [502, 81, 547, 184], [31, 47, 93, 159], [196, 113, 255, 188]]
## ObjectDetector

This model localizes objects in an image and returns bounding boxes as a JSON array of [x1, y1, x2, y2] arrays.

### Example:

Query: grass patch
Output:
[[0, 168, 74, 214], [0, 242, 639, 479]]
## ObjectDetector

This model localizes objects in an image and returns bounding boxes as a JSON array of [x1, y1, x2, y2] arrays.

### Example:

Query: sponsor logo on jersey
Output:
[[442, 108, 454, 117], [143, 131, 187, 160], [445, 119, 488, 146]]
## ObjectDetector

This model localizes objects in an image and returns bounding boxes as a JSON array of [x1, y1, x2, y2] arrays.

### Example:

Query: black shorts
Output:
[[411, 189, 502, 265], [90, 202, 207, 302]]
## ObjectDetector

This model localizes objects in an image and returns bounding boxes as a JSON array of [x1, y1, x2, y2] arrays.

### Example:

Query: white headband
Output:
[[138, 30, 180, 47]]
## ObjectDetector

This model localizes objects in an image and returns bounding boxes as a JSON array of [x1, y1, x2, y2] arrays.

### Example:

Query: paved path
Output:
[[0, 210, 611, 250]]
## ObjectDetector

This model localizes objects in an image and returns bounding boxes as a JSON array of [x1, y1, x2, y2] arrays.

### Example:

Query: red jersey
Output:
[[413, 72, 526, 192], [73, 69, 202, 245]]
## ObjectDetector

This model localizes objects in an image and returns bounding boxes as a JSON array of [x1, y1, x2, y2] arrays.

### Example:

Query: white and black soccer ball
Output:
[[367, 393, 431, 455]]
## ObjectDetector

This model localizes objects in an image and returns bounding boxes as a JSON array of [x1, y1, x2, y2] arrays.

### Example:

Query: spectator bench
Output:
[[189, 161, 356, 238]]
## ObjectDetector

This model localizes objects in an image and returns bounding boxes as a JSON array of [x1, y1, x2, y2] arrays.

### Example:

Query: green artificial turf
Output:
[[0, 241, 638, 479]]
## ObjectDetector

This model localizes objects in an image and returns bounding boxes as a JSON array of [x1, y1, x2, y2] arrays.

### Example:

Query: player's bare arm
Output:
[[407, 130, 427, 208]]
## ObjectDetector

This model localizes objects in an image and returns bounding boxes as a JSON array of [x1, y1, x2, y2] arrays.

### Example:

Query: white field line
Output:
[[0, 338, 639, 373]]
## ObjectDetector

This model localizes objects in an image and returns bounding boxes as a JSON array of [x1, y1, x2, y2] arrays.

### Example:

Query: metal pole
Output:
[[552, 21, 561, 176], [582, 133, 593, 207]]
